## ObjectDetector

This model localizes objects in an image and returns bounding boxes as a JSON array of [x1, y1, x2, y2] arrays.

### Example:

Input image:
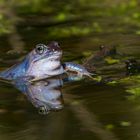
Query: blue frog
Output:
[[13, 77, 64, 115], [0, 41, 94, 81]]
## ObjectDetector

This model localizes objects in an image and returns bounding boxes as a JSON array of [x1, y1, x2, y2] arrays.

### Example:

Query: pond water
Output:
[[0, 1, 140, 140]]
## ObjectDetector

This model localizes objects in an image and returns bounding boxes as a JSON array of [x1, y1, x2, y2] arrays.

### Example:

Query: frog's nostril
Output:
[[52, 41, 61, 48], [57, 43, 60, 47], [48, 41, 61, 52]]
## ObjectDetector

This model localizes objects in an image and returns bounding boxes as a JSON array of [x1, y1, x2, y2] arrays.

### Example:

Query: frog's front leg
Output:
[[29, 75, 51, 83], [62, 62, 96, 79]]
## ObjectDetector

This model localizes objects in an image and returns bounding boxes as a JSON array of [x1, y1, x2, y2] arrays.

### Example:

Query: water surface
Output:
[[0, 1, 140, 140]]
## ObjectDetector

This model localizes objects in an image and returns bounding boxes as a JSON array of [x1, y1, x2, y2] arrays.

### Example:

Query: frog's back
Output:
[[0, 57, 30, 80]]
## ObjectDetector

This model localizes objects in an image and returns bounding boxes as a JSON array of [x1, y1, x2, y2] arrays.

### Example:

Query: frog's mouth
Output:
[[48, 52, 62, 61], [33, 51, 62, 63]]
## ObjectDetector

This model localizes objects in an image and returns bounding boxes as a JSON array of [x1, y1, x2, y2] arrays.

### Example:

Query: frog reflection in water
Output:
[[0, 41, 93, 81], [13, 77, 64, 114]]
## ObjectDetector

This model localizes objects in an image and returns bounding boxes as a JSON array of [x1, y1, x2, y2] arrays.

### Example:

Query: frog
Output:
[[0, 41, 94, 81], [13, 76, 64, 115]]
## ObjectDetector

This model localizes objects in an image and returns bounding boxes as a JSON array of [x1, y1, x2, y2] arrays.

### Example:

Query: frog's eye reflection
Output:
[[38, 106, 50, 115], [35, 44, 46, 54]]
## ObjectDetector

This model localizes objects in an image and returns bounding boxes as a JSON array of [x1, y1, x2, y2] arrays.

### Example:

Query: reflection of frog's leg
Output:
[[63, 73, 82, 83]]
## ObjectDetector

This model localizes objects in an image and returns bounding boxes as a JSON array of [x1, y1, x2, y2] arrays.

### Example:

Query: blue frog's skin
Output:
[[13, 73, 88, 114], [13, 77, 64, 114], [0, 41, 93, 81]]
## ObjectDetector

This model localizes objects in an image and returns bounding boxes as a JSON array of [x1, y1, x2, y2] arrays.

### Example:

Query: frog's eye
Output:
[[35, 44, 46, 54]]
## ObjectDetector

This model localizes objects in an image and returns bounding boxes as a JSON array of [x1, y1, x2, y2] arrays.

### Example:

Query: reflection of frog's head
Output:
[[14, 77, 64, 115], [30, 41, 62, 63]]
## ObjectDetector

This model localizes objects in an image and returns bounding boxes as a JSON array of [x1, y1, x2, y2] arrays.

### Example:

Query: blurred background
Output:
[[0, 0, 140, 54], [0, 0, 140, 140]]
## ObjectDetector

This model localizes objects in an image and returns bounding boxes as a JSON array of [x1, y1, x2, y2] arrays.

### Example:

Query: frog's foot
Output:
[[64, 67, 96, 80], [77, 72, 97, 80]]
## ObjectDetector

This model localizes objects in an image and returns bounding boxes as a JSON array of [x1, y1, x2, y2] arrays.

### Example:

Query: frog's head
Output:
[[29, 41, 62, 63]]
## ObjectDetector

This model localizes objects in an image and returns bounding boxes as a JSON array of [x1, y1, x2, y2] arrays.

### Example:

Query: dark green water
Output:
[[0, 1, 140, 140]]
